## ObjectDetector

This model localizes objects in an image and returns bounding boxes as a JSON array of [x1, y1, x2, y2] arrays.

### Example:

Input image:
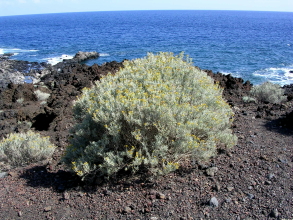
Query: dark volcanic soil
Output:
[[0, 58, 292, 220]]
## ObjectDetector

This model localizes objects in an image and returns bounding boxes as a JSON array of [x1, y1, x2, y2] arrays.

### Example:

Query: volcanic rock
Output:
[[72, 51, 99, 63]]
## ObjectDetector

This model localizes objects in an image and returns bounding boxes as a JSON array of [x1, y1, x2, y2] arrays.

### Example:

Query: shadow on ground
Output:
[[19, 165, 82, 192]]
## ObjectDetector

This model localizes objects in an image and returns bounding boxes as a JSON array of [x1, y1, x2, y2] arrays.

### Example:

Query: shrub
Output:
[[242, 96, 256, 103], [249, 81, 287, 104], [16, 97, 24, 104], [0, 130, 56, 169], [17, 120, 32, 128], [34, 89, 50, 101], [62, 52, 237, 180]]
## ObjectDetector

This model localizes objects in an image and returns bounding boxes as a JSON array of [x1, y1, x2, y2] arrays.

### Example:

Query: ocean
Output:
[[0, 10, 292, 85]]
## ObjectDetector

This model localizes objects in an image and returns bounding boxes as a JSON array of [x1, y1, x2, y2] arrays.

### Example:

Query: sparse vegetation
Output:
[[17, 120, 32, 128], [242, 96, 256, 103], [16, 97, 24, 104], [249, 81, 287, 104], [34, 89, 50, 101], [0, 130, 56, 170]]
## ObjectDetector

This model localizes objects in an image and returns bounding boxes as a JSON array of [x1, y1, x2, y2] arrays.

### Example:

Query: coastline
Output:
[[0, 53, 292, 219]]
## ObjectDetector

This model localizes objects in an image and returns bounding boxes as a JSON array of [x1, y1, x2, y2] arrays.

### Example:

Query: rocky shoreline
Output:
[[0, 51, 99, 88], [0, 52, 292, 219]]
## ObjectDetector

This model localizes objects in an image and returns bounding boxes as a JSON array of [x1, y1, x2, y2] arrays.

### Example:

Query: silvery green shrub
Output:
[[34, 89, 50, 101], [242, 96, 256, 103], [62, 52, 237, 180], [249, 81, 286, 104], [0, 130, 56, 169], [16, 97, 24, 104]]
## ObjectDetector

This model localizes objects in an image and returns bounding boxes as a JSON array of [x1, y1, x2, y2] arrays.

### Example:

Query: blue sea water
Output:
[[0, 10, 293, 85]]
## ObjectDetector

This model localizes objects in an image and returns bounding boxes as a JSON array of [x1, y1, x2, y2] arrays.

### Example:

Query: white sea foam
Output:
[[0, 48, 18, 55], [14, 48, 39, 53], [219, 71, 231, 75], [217, 71, 242, 79], [220, 71, 234, 76], [5, 48, 22, 53], [47, 54, 74, 65], [253, 66, 293, 86], [0, 48, 38, 55], [99, 53, 110, 57]]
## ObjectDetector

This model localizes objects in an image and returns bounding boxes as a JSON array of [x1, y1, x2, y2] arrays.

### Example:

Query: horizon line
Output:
[[1, 9, 293, 17]]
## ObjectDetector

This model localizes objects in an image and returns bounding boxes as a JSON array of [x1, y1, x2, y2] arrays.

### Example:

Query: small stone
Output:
[[63, 192, 70, 200], [260, 155, 268, 161], [18, 211, 22, 217], [206, 167, 219, 177], [156, 192, 166, 199], [8, 171, 18, 178], [146, 201, 152, 207], [103, 189, 111, 196], [30, 196, 37, 202], [198, 162, 209, 170], [288, 162, 293, 168], [264, 180, 272, 185], [268, 173, 275, 180], [214, 183, 221, 191], [227, 186, 234, 192], [270, 208, 279, 218], [149, 190, 157, 195], [0, 172, 8, 178], [123, 206, 132, 213], [150, 217, 158, 220], [232, 106, 240, 112], [209, 197, 219, 207], [149, 194, 156, 200], [278, 158, 288, 164], [247, 193, 254, 199], [44, 206, 52, 212], [251, 181, 257, 186]]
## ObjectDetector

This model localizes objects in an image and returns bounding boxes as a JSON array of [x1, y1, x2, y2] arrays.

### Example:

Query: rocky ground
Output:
[[0, 54, 292, 219]]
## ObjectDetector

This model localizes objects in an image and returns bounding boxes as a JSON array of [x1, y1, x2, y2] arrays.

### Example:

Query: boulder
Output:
[[72, 51, 99, 63], [3, 53, 14, 57], [0, 53, 14, 61]]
